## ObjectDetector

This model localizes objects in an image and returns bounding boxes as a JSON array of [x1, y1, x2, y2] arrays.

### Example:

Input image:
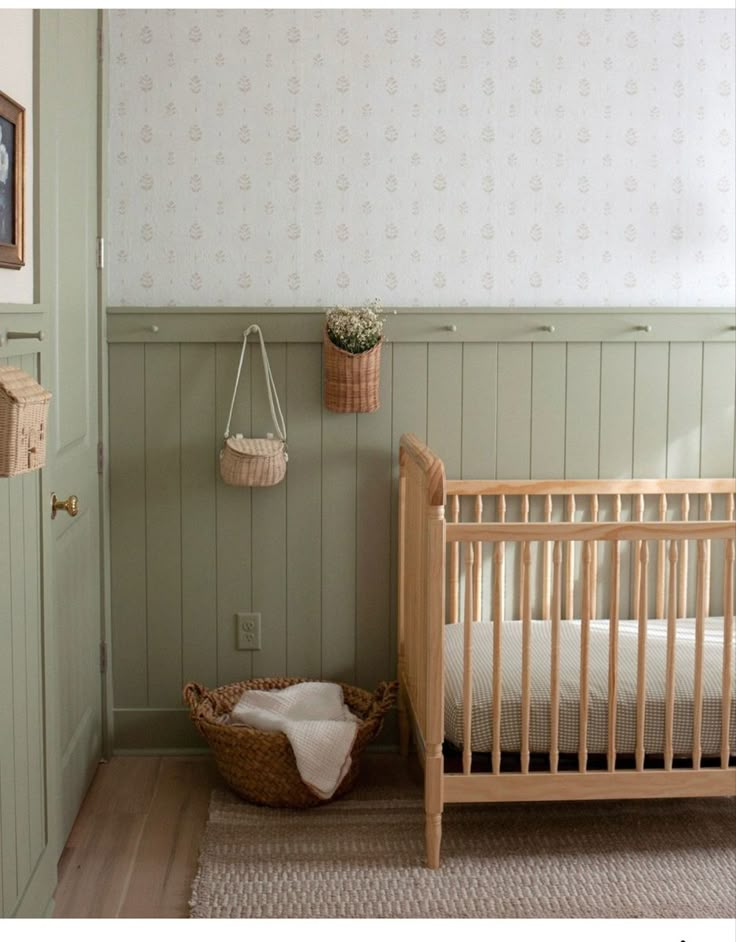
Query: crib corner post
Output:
[[425, 743, 444, 869], [424, 504, 446, 868]]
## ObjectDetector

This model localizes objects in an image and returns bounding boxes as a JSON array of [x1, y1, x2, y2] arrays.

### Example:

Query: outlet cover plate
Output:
[[235, 612, 261, 651]]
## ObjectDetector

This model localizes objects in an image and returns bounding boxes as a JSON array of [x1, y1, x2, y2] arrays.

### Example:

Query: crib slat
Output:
[[550, 541, 562, 774], [664, 540, 678, 771], [636, 541, 648, 772], [474, 495, 483, 621], [704, 494, 712, 618], [607, 540, 620, 772], [679, 494, 689, 617], [565, 495, 575, 620], [633, 494, 645, 620], [656, 495, 667, 619], [449, 495, 460, 623], [497, 495, 506, 623], [521, 542, 532, 774], [492, 542, 503, 775], [590, 495, 599, 620], [518, 495, 529, 620], [693, 540, 707, 770], [542, 495, 553, 620], [579, 542, 592, 773], [722, 538, 734, 769], [462, 543, 475, 775]]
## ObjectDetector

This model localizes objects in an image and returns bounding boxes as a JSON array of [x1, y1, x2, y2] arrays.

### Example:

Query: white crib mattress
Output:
[[444, 617, 736, 757]]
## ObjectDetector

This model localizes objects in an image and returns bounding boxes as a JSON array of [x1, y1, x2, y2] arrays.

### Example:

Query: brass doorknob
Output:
[[51, 494, 79, 519]]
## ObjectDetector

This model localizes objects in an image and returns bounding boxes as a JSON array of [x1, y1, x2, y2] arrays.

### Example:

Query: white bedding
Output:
[[444, 617, 735, 757]]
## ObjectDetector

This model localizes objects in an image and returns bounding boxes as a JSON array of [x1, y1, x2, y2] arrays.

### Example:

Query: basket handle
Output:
[[183, 682, 208, 710], [366, 680, 398, 721]]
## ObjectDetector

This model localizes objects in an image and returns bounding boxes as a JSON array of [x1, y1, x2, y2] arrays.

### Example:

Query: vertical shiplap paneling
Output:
[[461, 343, 498, 619], [215, 342, 253, 685], [9, 473, 30, 893], [497, 344, 533, 479], [0, 471, 16, 913], [251, 343, 288, 678], [427, 344, 463, 479], [321, 407, 357, 684], [356, 351, 394, 692], [285, 343, 322, 678], [667, 344, 703, 478], [700, 344, 736, 614], [633, 343, 670, 616], [144, 344, 183, 705], [565, 343, 601, 478], [597, 343, 636, 617], [109, 345, 148, 706], [180, 344, 218, 689], [530, 343, 566, 479]]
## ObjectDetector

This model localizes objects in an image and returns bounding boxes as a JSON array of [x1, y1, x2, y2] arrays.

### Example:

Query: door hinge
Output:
[[99, 641, 107, 674], [96, 237, 105, 270], [97, 441, 104, 474], [97, 24, 104, 62]]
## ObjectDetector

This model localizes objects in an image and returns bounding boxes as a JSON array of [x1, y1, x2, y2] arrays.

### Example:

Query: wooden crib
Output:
[[397, 433, 736, 868]]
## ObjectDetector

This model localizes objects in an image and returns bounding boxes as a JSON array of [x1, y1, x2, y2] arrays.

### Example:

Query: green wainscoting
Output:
[[107, 315, 735, 750]]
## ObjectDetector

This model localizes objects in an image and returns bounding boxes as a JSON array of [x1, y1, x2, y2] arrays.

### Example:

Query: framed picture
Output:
[[0, 89, 25, 269]]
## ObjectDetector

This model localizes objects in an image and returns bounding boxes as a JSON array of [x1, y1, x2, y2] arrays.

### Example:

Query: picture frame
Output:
[[0, 89, 25, 269]]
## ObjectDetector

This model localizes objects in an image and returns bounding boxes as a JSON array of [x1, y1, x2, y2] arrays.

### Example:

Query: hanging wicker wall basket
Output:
[[323, 327, 383, 414]]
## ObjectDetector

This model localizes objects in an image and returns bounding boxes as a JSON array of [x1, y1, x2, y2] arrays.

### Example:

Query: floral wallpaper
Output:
[[107, 8, 735, 308]]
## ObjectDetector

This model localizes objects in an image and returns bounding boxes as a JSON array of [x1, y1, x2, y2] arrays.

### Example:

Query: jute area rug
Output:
[[190, 786, 736, 919]]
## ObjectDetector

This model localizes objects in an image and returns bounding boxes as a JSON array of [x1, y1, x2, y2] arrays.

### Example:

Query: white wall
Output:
[[0, 9, 34, 304], [107, 8, 735, 308]]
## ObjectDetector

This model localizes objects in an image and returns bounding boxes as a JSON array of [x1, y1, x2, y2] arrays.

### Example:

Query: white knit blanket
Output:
[[229, 682, 359, 800]]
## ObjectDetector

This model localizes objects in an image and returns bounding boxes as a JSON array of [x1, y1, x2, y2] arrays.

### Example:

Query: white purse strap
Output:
[[224, 324, 287, 442]]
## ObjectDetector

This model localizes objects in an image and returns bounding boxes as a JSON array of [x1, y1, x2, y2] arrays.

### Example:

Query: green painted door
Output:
[[42, 10, 103, 849]]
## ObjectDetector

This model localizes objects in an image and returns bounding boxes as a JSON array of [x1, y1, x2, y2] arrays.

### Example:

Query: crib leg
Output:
[[398, 685, 411, 757], [425, 812, 442, 869]]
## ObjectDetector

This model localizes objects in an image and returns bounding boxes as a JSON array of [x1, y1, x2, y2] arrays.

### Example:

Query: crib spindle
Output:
[[704, 494, 712, 618], [722, 538, 734, 769], [550, 541, 562, 774], [492, 542, 503, 775], [462, 543, 475, 775], [579, 542, 592, 772], [693, 540, 707, 770], [656, 495, 667, 619], [542, 494, 553, 620], [607, 540, 620, 772], [633, 494, 645, 620], [590, 495, 599, 620], [636, 541, 649, 772], [565, 495, 575, 620], [664, 540, 678, 772], [474, 495, 483, 621], [679, 494, 690, 617], [449, 495, 460, 623], [521, 542, 532, 774], [518, 495, 530, 620], [497, 495, 506, 623]]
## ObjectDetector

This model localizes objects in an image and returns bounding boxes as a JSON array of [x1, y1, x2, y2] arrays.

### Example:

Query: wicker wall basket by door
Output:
[[183, 677, 397, 808], [323, 327, 383, 413]]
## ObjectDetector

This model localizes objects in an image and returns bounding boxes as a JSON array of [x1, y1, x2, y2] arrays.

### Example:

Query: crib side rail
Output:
[[447, 520, 735, 780], [399, 434, 447, 762]]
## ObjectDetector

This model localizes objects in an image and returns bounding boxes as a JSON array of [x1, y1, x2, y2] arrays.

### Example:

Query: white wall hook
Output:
[[149, 324, 160, 333], [540, 325, 556, 333], [444, 324, 457, 332], [635, 324, 652, 333]]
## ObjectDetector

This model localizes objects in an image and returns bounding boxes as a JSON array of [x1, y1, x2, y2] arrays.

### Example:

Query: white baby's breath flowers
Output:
[[325, 300, 389, 354]]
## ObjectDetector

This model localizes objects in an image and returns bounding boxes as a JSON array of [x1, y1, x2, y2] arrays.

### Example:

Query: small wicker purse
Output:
[[220, 325, 287, 487]]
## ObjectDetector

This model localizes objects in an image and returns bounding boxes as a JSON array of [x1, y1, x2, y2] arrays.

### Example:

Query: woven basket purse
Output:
[[220, 325, 287, 487], [323, 327, 383, 413], [0, 366, 52, 477], [183, 677, 398, 808]]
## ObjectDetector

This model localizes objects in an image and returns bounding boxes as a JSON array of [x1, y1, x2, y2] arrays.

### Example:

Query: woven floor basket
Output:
[[183, 677, 398, 808], [323, 328, 383, 413]]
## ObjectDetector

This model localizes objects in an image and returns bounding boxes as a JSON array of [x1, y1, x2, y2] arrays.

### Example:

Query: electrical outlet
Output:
[[235, 612, 261, 651]]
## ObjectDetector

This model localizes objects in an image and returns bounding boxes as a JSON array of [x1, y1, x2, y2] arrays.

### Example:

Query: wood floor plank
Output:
[[53, 758, 162, 918], [117, 757, 222, 918]]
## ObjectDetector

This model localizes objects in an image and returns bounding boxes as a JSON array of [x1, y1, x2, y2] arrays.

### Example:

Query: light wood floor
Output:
[[53, 752, 420, 918]]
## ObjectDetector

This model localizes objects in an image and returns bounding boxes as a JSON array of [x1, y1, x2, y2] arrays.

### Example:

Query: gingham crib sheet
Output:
[[444, 617, 736, 757]]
